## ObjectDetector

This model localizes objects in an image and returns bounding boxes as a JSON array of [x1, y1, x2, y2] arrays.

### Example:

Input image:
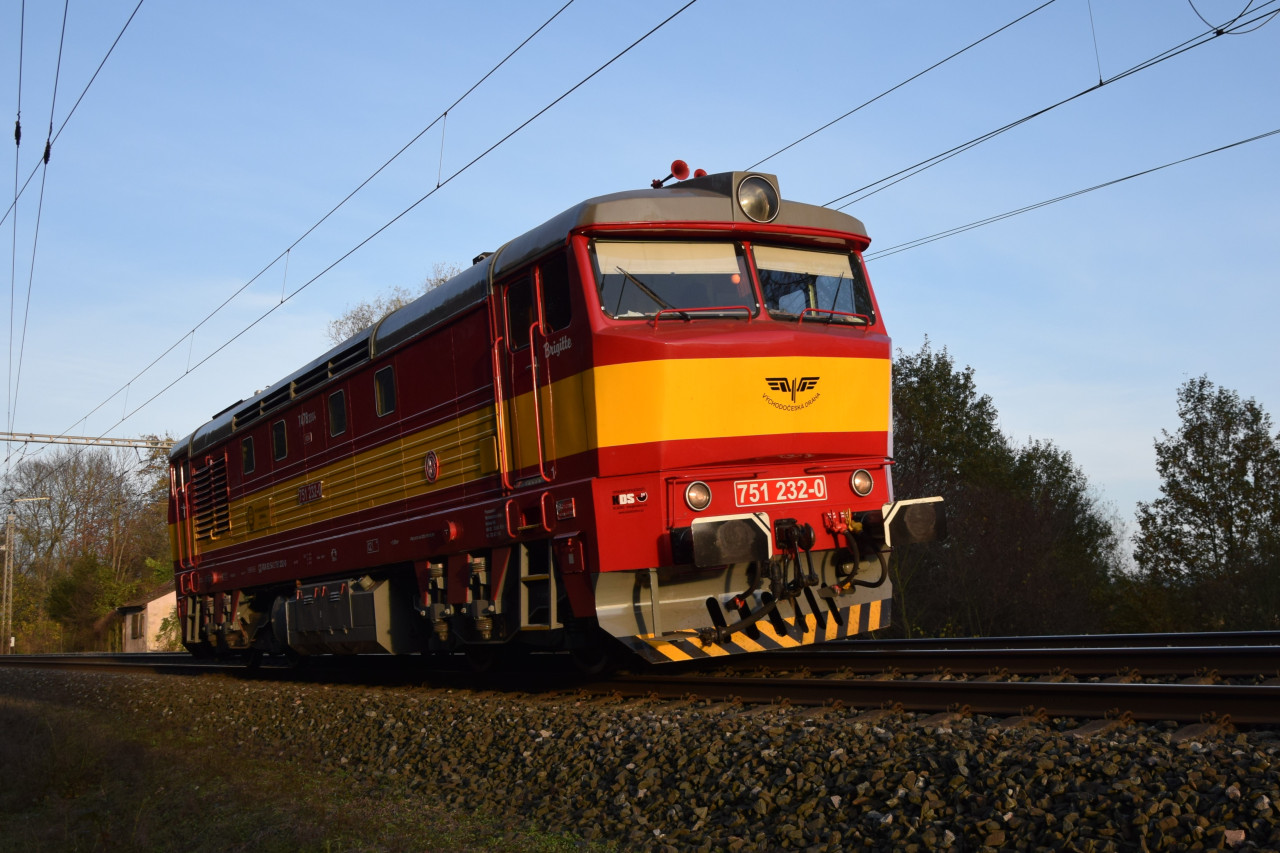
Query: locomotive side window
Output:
[[541, 252, 571, 332], [506, 275, 536, 351], [241, 436, 255, 474], [271, 420, 287, 461], [374, 366, 396, 416], [506, 252, 573, 350], [591, 241, 754, 319], [328, 390, 347, 437], [754, 245, 875, 325]]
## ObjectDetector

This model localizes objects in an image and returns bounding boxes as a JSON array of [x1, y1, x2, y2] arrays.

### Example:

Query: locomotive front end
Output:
[[574, 171, 945, 662]]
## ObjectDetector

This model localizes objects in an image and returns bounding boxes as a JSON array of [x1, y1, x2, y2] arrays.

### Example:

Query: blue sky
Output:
[[3, 1, 1278, 547]]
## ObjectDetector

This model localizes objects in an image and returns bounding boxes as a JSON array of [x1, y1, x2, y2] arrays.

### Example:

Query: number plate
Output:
[[734, 476, 828, 508]]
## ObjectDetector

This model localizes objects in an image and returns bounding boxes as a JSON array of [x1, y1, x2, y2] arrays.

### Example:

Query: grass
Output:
[[0, 689, 608, 853]]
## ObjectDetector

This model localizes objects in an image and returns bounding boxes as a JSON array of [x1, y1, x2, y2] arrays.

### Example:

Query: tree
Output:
[[889, 338, 1010, 636], [326, 262, 462, 345], [1132, 376, 1280, 629], [3, 444, 170, 652], [889, 339, 1121, 637]]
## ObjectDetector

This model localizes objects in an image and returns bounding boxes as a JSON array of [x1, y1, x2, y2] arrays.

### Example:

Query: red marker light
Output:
[[694, 168, 707, 178]]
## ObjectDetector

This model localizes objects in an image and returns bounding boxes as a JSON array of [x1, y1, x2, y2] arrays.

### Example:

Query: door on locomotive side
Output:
[[494, 252, 574, 486]]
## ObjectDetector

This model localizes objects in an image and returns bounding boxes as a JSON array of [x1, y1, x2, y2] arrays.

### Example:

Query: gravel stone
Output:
[[3, 667, 1279, 852]]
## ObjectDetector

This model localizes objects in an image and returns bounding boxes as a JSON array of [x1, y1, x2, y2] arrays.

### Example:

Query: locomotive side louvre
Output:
[[168, 170, 944, 663]]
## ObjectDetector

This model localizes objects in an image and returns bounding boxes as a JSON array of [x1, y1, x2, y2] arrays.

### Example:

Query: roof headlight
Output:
[[737, 175, 780, 223], [851, 469, 874, 497], [685, 481, 712, 511]]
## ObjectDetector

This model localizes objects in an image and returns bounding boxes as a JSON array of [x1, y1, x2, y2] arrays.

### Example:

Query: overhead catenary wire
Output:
[[8, 0, 69, 449], [47, 0, 701, 457], [1187, 0, 1278, 33], [748, 0, 1061, 171], [3, 0, 145, 474], [825, 0, 1280, 211], [1086, 0, 1104, 85], [0, 1, 145, 234], [8, 0, 26, 483], [43, 0, 581, 456], [863, 127, 1280, 262]]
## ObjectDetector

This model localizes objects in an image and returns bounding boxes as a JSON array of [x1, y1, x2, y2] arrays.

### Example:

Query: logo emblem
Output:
[[766, 377, 819, 402], [763, 376, 821, 411]]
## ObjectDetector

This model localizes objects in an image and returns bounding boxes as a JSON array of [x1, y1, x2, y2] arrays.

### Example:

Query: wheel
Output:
[[570, 631, 620, 677], [464, 644, 501, 673]]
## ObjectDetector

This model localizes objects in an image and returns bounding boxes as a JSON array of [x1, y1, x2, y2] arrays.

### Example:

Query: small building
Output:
[[117, 587, 178, 652]]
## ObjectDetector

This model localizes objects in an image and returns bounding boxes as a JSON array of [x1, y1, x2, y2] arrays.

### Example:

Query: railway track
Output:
[[3, 631, 1278, 725], [725, 643, 1280, 679], [619, 634, 1280, 724], [596, 672, 1280, 726]]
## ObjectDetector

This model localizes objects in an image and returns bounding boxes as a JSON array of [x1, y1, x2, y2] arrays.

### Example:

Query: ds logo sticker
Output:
[[612, 490, 648, 508]]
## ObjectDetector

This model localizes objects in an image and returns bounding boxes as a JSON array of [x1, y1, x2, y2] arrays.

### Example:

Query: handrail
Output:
[[174, 461, 197, 570], [526, 268, 555, 483], [489, 335, 515, 491], [527, 320, 554, 483]]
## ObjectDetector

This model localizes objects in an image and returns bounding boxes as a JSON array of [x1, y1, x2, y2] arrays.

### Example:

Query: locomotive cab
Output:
[[554, 172, 944, 662]]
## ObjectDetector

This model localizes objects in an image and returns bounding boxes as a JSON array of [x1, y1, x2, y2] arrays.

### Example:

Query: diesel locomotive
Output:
[[167, 166, 944, 667]]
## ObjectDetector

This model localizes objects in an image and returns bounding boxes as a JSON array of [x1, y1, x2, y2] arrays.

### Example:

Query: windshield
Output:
[[754, 245, 875, 324], [592, 241, 756, 319]]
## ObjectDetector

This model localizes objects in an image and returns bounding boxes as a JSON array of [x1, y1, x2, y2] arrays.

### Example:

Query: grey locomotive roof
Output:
[[174, 172, 869, 460]]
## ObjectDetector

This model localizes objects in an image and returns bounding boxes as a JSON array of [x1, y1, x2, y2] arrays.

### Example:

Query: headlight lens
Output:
[[851, 469, 874, 497], [737, 175, 779, 222], [685, 481, 712, 511]]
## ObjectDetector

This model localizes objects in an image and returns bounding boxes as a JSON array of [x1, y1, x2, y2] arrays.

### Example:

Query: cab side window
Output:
[[328, 390, 347, 436], [541, 252, 571, 332], [374, 366, 396, 416], [506, 275, 536, 351], [506, 251, 573, 350], [271, 420, 287, 461]]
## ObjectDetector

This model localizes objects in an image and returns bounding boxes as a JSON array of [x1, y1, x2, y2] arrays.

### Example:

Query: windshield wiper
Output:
[[828, 272, 847, 312], [799, 307, 869, 326], [654, 305, 753, 323], [614, 266, 675, 314]]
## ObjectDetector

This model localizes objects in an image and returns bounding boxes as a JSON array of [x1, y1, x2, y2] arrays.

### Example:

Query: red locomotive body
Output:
[[168, 170, 943, 665]]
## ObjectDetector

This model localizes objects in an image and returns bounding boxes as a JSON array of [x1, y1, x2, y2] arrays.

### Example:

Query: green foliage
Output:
[[155, 606, 184, 652], [45, 555, 141, 651], [4, 445, 172, 652], [147, 555, 172, 585], [1132, 375, 1280, 629], [889, 339, 1121, 637]]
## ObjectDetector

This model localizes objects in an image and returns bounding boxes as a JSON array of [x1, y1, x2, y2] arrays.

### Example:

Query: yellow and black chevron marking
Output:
[[629, 598, 890, 664]]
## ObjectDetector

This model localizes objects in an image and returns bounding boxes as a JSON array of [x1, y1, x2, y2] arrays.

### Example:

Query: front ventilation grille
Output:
[[191, 453, 230, 540]]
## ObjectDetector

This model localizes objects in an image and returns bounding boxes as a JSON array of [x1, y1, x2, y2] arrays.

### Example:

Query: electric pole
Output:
[[2, 496, 50, 654]]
